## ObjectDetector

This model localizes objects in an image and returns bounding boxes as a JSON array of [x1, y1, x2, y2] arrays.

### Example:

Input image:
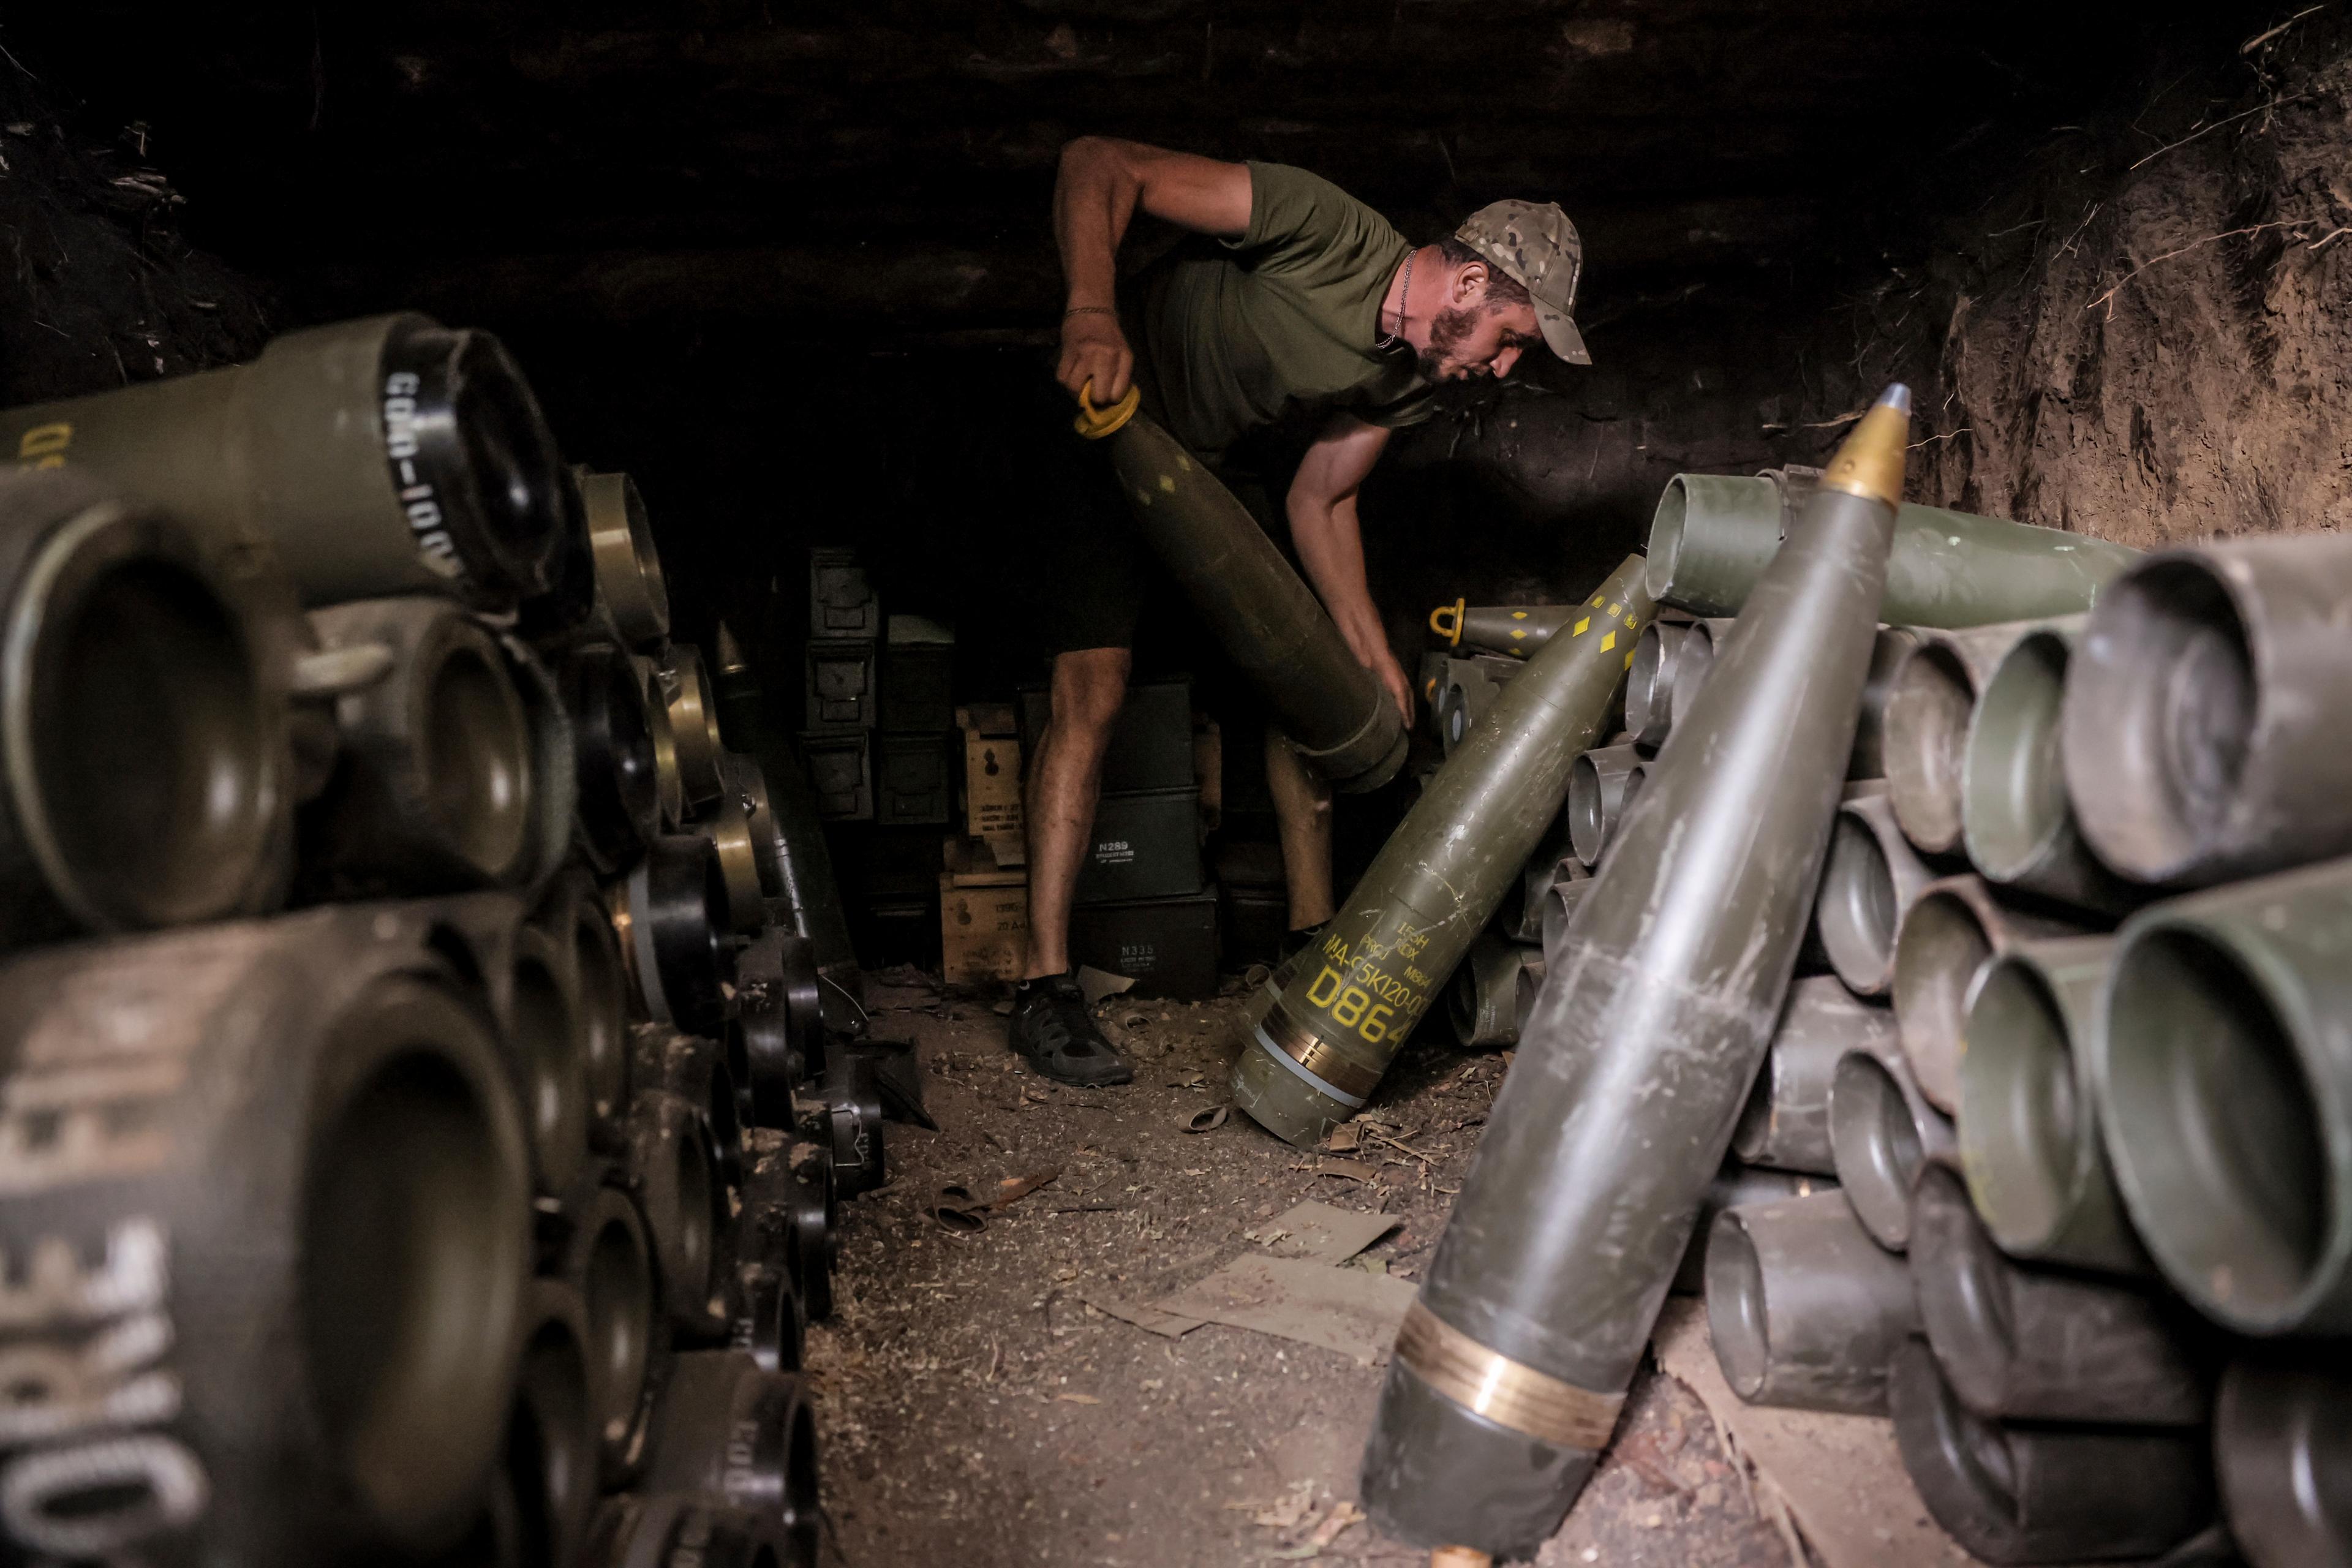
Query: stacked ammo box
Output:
[[1020, 677, 1217, 998], [802, 546, 881, 821]]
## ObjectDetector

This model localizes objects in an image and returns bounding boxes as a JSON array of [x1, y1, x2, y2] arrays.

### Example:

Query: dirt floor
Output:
[[803, 971, 1792, 1568]]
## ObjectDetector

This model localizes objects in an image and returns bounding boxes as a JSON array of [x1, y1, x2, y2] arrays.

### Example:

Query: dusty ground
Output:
[[803, 973, 1790, 1568]]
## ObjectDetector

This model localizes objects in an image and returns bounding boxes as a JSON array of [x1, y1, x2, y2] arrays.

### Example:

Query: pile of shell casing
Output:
[[0, 317, 872, 1567], [1359, 393, 2350, 1568]]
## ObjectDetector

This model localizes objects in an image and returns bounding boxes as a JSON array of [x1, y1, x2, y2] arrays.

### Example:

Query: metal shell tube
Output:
[[2095, 859, 2352, 1335], [2062, 536, 2352, 888], [632, 652, 687, 830], [1361, 391, 1909, 1555], [1850, 625, 1921, 780], [2216, 1357, 2352, 1568], [563, 646, 661, 875], [736, 930, 826, 1128], [559, 1183, 662, 1487], [538, 870, 631, 1142], [305, 595, 536, 892], [747, 1148, 837, 1325], [1672, 1165, 1834, 1293], [1705, 1190, 1921, 1413], [0, 313, 570, 611], [1883, 620, 2064, 857], [657, 643, 726, 810], [1624, 622, 1689, 748], [606, 833, 734, 1035], [634, 1026, 747, 1195], [1891, 874, 2085, 1114], [1958, 936, 2147, 1273], [508, 1280, 599, 1568], [1646, 470, 2138, 627], [723, 751, 786, 899], [695, 783, 770, 935], [643, 1352, 823, 1561], [1498, 851, 1561, 944], [511, 924, 591, 1197], [1962, 626, 2139, 911], [1449, 935, 1541, 1047], [1567, 744, 1642, 868], [1888, 1340, 2215, 1566], [1537, 859, 1594, 961], [1829, 1034, 1956, 1249], [1910, 1165, 2207, 1424], [626, 1085, 730, 1339], [585, 1494, 796, 1568], [731, 1256, 807, 1376], [1733, 976, 1892, 1175], [1440, 601, 1579, 660], [0, 910, 532, 1562], [1101, 412, 1405, 790], [500, 631, 578, 891], [579, 471, 670, 648], [1231, 554, 1651, 1148], [1666, 617, 1738, 728], [819, 1053, 889, 1198], [0, 469, 293, 942], [1814, 791, 1936, 997]]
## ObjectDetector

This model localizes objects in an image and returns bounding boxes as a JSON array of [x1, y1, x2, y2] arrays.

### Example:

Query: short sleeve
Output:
[[1227, 162, 1405, 287], [1360, 385, 1439, 430]]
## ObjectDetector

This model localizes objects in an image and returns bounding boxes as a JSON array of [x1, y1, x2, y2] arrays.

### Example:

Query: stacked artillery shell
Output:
[[1890, 1340, 2216, 1565], [1961, 622, 2138, 910], [1812, 791, 1934, 997], [580, 469, 672, 649], [2095, 857, 2352, 1335], [1646, 468, 2138, 627], [1882, 619, 2069, 857], [1538, 856, 1595, 960], [1231, 552, 1652, 1148], [2215, 1357, 2352, 1568], [566, 643, 665, 873], [0, 312, 573, 612], [1733, 976, 1891, 1175], [1849, 625, 1921, 781], [1958, 936, 2146, 1273], [1567, 743, 1642, 867], [1909, 1166, 2208, 1424], [1890, 873, 2084, 1114], [1705, 1190, 1920, 1413], [1672, 1164, 1835, 1294], [1090, 408, 1405, 790], [2064, 533, 2352, 887], [1449, 932, 1544, 1047], [1622, 621, 1686, 747], [1828, 1022, 1955, 1248], [1360, 387, 1912, 1555]]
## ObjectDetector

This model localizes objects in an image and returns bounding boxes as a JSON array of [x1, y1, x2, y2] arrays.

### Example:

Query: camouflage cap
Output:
[[1454, 200, 1589, 366]]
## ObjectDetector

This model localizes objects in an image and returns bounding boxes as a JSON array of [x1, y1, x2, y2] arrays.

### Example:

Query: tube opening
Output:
[[2108, 927, 2327, 1323], [509, 1311, 592, 1568], [672, 1115, 717, 1311], [1567, 752, 1606, 865], [1963, 633, 2071, 876], [1914, 1165, 2019, 1397], [37, 557, 272, 927], [303, 1034, 521, 1530], [1830, 1052, 1922, 1242], [1645, 478, 1691, 603], [1961, 957, 2080, 1251], [785, 1395, 822, 1566], [1703, 1213, 1771, 1398], [571, 902, 628, 1123], [1892, 891, 1992, 1091], [1884, 645, 1976, 853], [1818, 810, 1899, 989], [512, 946, 585, 1191], [425, 641, 531, 878], [584, 1205, 654, 1447], [1626, 626, 1672, 739]]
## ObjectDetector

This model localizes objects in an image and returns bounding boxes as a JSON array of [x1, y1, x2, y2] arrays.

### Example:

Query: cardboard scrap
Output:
[[1651, 1297, 1989, 1568], [1076, 965, 1136, 1007], [1255, 1200, 1398, 1264], [1082, 1291, 1205, 1338], [1153, 1254, 1417, 1364]]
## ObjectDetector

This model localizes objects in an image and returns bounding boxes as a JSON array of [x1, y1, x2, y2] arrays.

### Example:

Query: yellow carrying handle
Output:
[[1428, 598, 1466, 646], [1072, 379, 1142, 440]]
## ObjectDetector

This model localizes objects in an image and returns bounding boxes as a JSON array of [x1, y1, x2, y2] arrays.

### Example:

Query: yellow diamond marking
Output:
[[1590, 594, 1605, 607], [1511, 611, 1528, 620], [1601, 631, 1616, 652], [1510, 629, 1526, 640], [1573, 617, 1591, 636], [1607, 603, 1621, 617], [1158, 475, 1177, 493], [1626, 614, 1637, 628], [1625, 651, 1635, 669]]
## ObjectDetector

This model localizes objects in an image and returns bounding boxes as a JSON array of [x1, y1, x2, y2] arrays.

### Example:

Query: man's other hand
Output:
[[1058, 312, 1134, 405], [1370, 647, 1414, 728]]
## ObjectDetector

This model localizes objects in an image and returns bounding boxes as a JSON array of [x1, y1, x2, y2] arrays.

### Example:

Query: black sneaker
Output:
[[1007, 974, 1134, 1087]]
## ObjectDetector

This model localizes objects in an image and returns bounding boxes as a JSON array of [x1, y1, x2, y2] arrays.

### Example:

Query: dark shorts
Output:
[[1030, 424, 1280, 661]]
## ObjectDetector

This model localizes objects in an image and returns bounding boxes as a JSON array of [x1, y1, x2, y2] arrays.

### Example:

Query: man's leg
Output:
[[1007, 647, 1136, 1087], [1265, 723, 1335, 931], [1023, 646, 1131, 978]]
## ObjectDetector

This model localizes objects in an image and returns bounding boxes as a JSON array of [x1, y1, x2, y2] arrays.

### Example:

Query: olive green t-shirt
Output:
[[1129, 160, 1434, 462]]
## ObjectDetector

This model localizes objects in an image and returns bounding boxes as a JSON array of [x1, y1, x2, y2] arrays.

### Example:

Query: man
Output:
[[1011, 137, 1589, 1085]]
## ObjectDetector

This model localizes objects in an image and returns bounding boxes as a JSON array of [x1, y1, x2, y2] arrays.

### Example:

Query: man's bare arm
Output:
[[1052, 137, 1253, 402], [1288, 415, 1412, 725]]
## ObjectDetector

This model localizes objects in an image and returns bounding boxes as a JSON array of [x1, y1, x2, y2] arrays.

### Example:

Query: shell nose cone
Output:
[[1876, 382, 1913, 416]]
